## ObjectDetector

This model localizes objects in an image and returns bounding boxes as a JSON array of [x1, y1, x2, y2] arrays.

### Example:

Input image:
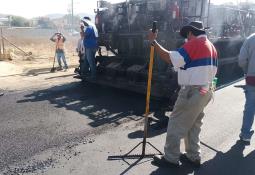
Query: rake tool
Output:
[[108, 21, 162, 163]]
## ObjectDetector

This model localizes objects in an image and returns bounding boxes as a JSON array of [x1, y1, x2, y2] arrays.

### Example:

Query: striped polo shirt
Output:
[[169, 35, 218, 86]]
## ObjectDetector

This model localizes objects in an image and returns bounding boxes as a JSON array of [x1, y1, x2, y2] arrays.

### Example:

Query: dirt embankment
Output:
[[0, 28, 81, 91]]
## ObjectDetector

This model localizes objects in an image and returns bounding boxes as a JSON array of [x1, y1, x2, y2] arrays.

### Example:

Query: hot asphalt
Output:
[[0, 79, 254, 175]]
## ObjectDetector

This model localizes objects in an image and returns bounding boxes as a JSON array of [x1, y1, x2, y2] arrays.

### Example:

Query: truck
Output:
[[83, 0, 255, 102]]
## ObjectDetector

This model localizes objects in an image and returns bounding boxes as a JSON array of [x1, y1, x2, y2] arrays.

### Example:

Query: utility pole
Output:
[[1, 28, 5, 55], [71, 0, 74, 34]]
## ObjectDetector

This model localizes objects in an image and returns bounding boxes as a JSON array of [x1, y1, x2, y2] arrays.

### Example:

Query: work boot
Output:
[[180, 153, 201, 168], [239, 134, 251, 144], [57, 67, 63, 71], [73, 75, 82, 79], [152, 155, 180, 168], [239, 130, 254, 145]]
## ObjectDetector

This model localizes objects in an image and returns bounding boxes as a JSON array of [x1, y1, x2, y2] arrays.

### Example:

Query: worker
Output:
[[238, 33, 255, 144], [74, 31, 85, 75], [148, 21, 218, 168], [80, 17, 98, 80], [171, 1, 180, 20], [50, 33, 68, 70], [169, 1, 180, 31]]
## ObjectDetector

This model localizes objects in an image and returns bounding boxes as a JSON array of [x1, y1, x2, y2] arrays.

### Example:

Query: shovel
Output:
[[50, 50, 57, 73]]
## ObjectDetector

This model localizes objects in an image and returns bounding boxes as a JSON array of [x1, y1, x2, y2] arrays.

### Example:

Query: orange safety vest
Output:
[[56, 38, 64, 50]]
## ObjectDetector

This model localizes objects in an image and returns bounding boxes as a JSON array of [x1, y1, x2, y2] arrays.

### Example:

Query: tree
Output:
[[37, 17, 55, 28], [11, 16, 30, 27]]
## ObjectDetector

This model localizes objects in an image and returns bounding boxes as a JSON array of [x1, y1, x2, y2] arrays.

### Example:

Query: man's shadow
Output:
[[150, 140, 255, 175]]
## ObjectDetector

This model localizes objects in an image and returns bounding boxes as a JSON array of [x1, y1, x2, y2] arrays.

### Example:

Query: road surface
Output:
[[0, 68, 254, 175]]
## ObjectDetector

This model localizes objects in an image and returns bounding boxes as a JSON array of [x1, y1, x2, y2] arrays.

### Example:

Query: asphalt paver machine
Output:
[[84, 0, 255, 102]]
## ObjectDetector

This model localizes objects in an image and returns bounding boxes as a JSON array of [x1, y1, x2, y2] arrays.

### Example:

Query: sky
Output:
[[0, 0, 248, 19]]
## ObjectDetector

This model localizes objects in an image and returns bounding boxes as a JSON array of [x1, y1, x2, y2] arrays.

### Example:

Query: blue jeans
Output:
[[240, 85, 255, 139], [56, 52, 68, 68], [81, 48, 97, 78], [80, 55, 89, 77]]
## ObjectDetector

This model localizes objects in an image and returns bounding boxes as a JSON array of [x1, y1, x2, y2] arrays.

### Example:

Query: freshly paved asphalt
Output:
[[0, 82, 147, 172], [0, 80, 254, 175]]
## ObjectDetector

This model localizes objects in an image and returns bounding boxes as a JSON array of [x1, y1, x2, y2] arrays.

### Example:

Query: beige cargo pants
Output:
[[164, 86, 212, 163]]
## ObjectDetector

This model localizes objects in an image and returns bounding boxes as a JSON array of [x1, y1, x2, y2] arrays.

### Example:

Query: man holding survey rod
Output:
[[148, 21, 218, 168]]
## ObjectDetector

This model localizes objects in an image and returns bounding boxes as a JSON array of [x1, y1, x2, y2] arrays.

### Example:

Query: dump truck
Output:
[[83, 0, 255, 101]]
